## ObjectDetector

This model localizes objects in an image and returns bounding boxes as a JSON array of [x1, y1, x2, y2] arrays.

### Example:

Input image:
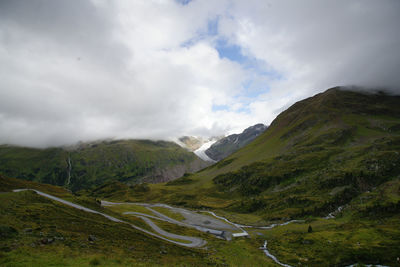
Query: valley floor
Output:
[[1, 177, 398, 266]]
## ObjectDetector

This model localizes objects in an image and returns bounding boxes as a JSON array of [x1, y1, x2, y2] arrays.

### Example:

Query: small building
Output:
[[232, 232, 249, 238]]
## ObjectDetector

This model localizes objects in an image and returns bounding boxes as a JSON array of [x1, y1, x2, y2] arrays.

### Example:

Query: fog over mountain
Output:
[[0, 0, 399, 147]]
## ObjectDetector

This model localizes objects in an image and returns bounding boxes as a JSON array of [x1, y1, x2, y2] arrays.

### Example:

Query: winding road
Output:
[[103, 201, 242, 240], [11, 189, 390, 266], [12, 189, 206, 248]]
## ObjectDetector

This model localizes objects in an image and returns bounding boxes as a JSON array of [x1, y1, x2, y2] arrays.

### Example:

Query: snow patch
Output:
[[194, 140, 217, 162]]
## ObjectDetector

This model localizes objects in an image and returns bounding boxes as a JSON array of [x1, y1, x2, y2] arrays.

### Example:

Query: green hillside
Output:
[[2, 87, 400, 266], [93, 87, 400, 265], [126, 88, 400, 217], [0, 139, 207, 191]]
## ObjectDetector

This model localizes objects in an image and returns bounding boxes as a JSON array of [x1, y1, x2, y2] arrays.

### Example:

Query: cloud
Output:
[[0, 0, 399, 147]]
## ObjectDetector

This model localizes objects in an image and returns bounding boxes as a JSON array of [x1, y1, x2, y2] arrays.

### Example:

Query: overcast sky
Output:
[[1, 0, 399, 147]]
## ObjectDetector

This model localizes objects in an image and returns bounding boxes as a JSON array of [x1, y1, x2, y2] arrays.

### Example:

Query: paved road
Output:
[[12, 189, 206, 248], [104, 201, 242, 238], [124, 210, 223, 236], [104, 201, 239, 231], [138, 216, 205, 247]]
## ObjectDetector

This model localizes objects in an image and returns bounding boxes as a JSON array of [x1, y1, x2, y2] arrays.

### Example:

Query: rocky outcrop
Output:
[[205, 124, 267, 161], [138, 157, 210, 183]]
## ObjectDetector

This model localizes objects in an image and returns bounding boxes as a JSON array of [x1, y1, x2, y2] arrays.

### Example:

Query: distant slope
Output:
[[205, 124, 267, 161], [128, 87, 400, 220], [0, 139, 208, 191]]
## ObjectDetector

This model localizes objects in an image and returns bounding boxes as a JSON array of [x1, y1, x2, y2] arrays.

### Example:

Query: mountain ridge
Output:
[[125, 87, 400, 216], [205, 123, 267, 161], [0, 139, 208, 191]]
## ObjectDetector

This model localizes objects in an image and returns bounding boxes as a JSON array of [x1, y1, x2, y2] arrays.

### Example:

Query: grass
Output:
[[105, 204, 154, 216], [150, 206, 185, 221], [257, 216, 400, 266], [0, 139, 206, 192], [0, 177, 214, 266], [93, 88, 400, 265], [2, 88, 400, 266]]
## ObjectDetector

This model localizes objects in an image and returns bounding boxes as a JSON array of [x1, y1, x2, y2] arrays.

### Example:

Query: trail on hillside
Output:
[[12, 189, 205, 248]]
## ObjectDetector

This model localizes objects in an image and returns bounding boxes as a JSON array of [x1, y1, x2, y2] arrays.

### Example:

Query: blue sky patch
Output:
[[215, 38, 247, 64], [207, 17, 219, 36], [212, 104, 230, 112]]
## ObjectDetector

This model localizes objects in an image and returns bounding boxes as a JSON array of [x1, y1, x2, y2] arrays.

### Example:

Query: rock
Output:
[[88, 235, 97, 242], [23, 228, 33, 233], [40, 237, 54, 245], [301, 239, 314, 245]]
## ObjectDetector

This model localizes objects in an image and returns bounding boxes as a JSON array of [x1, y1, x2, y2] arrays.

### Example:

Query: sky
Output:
[[0, 0, 399, 147]]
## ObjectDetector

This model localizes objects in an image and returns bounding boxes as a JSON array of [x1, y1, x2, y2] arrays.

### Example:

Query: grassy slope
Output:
[[96, 88, 400, 266], [260, 178, 400, 266], [0, 139, 206, 191], [0, 176, 213, 266], [0, 175, 282, 266], [122, 88, 400, 215]]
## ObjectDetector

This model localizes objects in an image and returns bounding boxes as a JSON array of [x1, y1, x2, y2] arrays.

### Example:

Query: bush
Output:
[[89, 258, 100, 266]]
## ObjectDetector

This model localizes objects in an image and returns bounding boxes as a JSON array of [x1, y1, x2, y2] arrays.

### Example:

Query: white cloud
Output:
[[0, 0, 399, 147], [221, 0, 400, 103]]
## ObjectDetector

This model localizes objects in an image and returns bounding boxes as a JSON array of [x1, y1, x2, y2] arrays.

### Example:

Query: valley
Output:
[[1, 1, 399, 266], [1, 88, 400, 266]]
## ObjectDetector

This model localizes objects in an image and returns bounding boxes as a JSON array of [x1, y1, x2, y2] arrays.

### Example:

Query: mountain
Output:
[[118, 87, 400, 265], [205, 123, 267, 161], [2, 87, 400, 266], [0, 139, 208, 191], [142, 87, 400, 217]]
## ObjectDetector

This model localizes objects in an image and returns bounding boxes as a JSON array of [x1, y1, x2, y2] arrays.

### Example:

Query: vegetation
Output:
[[121, 88, 400, 215], [99, 87, 400, 265], [0, 176, 214, 266], [0, 139, 207, 191], [1, 87, 400, 266]]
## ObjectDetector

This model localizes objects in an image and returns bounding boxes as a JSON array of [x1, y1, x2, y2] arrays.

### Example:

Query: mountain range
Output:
[[1, 86, 399, 266], [98, 87, 400, 265]]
